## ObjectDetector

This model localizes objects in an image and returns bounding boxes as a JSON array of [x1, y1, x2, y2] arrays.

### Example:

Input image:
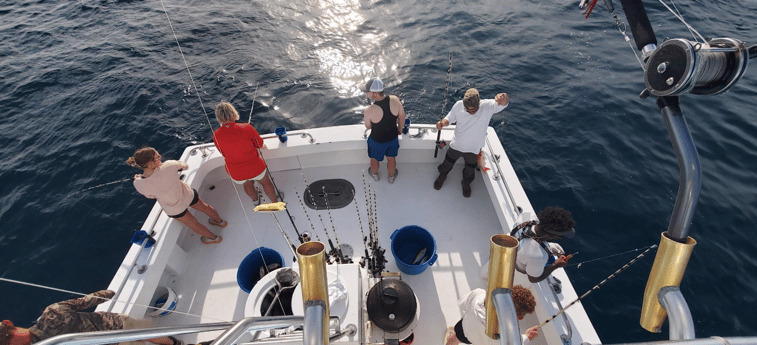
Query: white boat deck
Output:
[[100, 125, 600, 345]]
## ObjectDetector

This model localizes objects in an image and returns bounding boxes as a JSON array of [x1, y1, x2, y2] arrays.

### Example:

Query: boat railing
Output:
[[32, 316, 355, 345], [545, 276, 573, 345], [485, 136, 521, 217]]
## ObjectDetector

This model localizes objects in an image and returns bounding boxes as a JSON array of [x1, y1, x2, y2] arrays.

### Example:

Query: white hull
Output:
[[99, 124, 601, 345]]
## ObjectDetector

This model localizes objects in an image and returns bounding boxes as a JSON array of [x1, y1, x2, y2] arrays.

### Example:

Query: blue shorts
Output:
[[367, 137, 399, 162]]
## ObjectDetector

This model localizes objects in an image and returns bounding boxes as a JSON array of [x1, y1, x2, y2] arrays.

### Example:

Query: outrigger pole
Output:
[[434, 52, 453, 158]]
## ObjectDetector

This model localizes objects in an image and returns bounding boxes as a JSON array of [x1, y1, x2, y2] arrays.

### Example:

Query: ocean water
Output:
[[1, 0, 756, 343]]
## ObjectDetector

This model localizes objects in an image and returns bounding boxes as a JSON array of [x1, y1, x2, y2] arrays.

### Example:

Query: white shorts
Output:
[[233, 168, 267, 184]]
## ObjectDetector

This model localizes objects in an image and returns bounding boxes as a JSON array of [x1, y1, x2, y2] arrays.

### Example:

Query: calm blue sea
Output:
[[1, 0, 755, 342]]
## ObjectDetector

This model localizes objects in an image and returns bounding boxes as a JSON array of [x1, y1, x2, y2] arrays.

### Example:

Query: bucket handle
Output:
[[427, 253, 438, 266], [391, 229, 399, 240]]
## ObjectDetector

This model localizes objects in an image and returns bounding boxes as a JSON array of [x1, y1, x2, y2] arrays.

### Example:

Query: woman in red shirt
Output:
[[213, 101, 278, 206]]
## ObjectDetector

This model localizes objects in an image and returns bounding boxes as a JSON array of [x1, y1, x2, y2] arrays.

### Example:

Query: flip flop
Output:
[[201, 235, 223, 244], [208, 219, 227, 228]]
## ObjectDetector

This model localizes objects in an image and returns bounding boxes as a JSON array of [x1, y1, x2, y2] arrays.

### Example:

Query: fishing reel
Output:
[[643, 37, 750, 97]]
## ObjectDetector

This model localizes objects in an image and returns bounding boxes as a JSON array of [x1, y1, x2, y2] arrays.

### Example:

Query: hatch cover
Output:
[[303, 179, 355, 210]]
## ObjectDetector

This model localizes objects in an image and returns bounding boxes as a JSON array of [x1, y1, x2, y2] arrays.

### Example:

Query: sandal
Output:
[[201, 235, 223, 244], [208, 219, 227, 228]]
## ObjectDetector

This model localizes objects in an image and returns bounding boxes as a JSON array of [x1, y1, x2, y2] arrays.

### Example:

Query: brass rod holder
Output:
[[640, 232, 696, 333], [297, 241, 330, 344], [485, 234, 519, 339]]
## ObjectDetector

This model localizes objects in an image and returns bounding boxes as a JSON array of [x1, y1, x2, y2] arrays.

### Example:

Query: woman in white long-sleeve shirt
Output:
[[127, 147, 226, 244]]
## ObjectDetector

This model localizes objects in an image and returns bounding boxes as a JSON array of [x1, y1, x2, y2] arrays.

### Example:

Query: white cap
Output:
[[361, 77, 384, 92]]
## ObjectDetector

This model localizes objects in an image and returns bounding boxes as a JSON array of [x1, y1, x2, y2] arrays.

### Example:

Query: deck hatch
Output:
[[304, 179, 355, 210]]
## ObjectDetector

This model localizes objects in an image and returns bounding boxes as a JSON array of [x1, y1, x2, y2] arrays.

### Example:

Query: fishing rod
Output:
[[301, 172, 340, 260], [351, 189, 371, 270], [292, 186, 332, 263], [321, 185, 349, 264], [434, 52, 453, 158], [247, 82, 259, 124], [535, 244, 657, 329], [255, 148, 305, 244], [0, 277, 232, 323]]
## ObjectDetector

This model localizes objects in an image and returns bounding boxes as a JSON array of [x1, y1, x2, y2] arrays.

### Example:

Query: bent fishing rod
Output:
[[434, 52, 453, 158], [535, 244, 657, 329]]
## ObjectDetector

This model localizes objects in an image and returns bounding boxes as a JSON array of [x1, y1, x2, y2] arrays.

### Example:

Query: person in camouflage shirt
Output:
[[1, 290, 176, 345]]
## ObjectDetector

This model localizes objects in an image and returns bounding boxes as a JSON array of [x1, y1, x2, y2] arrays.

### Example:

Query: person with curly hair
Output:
[[510, 206, 576, 283], [444, 285, 539, 345]]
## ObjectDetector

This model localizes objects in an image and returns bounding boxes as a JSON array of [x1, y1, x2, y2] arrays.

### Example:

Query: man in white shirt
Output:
[[435, 88, 509, 197]]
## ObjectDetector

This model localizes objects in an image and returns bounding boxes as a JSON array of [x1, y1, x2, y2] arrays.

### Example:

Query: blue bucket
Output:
[[237, 247, 283, 293], [391, 225, 437, 275]]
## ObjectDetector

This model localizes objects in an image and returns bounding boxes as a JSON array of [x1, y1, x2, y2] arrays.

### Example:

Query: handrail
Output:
[[546, 276, 573, 345], [659, 287, 695, 341], [491, 288, 523, 345], [34, 322, 234, 345], [485, 136, 521, 216], [211, 316, 305, 345]]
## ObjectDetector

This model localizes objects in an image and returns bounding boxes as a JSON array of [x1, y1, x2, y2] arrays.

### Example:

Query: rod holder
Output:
[[640, 232, 696, 333], [485, 234, 519, 339], [297, 241, 330, 345]]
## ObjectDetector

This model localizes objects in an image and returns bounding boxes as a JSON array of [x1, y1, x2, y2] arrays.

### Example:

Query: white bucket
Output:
[[148, 286, 177, 317]]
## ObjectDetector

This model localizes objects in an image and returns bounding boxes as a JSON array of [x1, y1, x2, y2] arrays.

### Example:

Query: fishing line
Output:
[[567, 244, 657, 268], [158, 0, 215, 133], [0, 277, 231, 323], [535, 244, 658, 329], [67, 178, 132, 197], [155, 0, 289, 316], [74, 199, 138, 232], [658, 0, 706, 43]]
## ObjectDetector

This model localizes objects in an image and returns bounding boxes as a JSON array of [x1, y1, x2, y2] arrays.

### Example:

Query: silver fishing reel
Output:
[[644, 37, 749, 97]]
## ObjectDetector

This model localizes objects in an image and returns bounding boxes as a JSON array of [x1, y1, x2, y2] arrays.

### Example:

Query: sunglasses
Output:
[[465, 106, 478, 114]]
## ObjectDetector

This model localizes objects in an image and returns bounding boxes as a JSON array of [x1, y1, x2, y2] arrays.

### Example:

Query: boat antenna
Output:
[[434, 51, 453, 158], [321, 185, 350, 264], [247, 82, 259, 124], [535, 244, 657, 329], [0, 277, 232, 323]]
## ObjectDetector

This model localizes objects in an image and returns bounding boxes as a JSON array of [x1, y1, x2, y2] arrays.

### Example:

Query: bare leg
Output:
[[387, 157, 396, 177], [370, 158, 380, 175], [243, 180, 259, 201], [175, 212, 218, 240], [444, 326, 461, 345], [258, 171, 279, 203], [191, 197, 223, 224]]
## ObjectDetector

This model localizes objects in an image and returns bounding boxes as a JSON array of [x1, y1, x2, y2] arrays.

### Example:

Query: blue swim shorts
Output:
[[367, 137, 399, 162]]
